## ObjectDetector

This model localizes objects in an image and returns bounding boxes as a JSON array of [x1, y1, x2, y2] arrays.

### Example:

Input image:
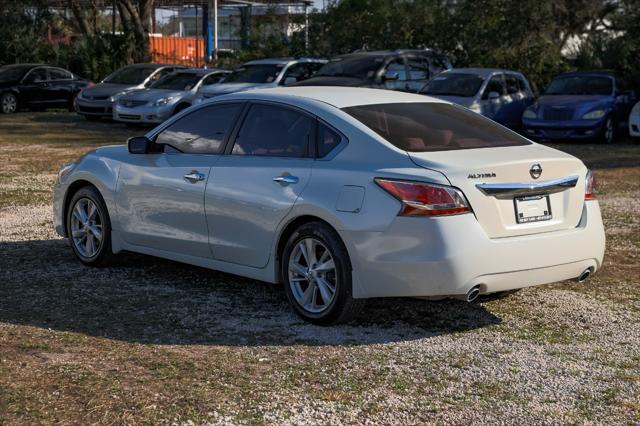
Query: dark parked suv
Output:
[[294, 49, 451, 92]]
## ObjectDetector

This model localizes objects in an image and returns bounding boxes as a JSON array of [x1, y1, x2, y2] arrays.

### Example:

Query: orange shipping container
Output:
[[149, 35, 205, 67]]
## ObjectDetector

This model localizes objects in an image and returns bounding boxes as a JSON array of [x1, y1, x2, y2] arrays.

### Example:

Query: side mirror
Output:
[[383, 71, 400, 81], [488, 91, 500, 100], [283, 76, 298, 86], [128, 136, 154, 154]]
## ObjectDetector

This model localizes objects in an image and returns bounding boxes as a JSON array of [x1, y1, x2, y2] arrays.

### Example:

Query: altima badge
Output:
[[530, 163, 543, 179]]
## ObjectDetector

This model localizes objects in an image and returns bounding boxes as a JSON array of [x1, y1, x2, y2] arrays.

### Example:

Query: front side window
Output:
[[482, 75, 506, 98], [422, 73, 484, 97], [343, 102, 531, 152], [384, 59, 407, 81], [408, 59, 429, 81], [232, 104, 312, 158], [545, 76, 613, 96], [155, 103, 242, 154], [504, 74, 520, 94], [24, 68, 48, 83], [104, 66, 156, 85], [223, 64, 284, 84]]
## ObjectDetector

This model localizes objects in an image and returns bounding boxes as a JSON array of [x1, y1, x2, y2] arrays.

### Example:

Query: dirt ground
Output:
[[0, 112, 638, 424]]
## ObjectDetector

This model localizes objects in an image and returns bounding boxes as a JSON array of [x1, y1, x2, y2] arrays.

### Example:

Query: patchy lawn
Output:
[[1, 112, 639, 424]]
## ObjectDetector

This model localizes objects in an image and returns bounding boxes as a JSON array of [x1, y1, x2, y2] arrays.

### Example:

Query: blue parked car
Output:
[[522, 71, 637, 144], [419, 68, 535, 129]]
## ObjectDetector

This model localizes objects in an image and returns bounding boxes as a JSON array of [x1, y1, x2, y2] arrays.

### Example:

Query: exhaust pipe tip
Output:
[[578, 269, 591, 283], [466, 286, 481, 303]]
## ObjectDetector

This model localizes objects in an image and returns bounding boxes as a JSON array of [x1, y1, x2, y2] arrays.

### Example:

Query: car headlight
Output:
[[57, 162, 75, 183], [109, 92, 127, 103], [523, 107, 537, 119], [632, 102, 640, 115], [153, 97, 175, 107], [582, 109, 606, 120]]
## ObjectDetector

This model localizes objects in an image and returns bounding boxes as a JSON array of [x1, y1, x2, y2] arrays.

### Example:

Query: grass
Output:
[[0, 112, 639, 424]]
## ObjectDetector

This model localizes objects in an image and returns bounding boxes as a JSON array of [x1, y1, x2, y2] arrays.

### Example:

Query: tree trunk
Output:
[[67, 0, 93, 36], [116, 0, 154, 62]]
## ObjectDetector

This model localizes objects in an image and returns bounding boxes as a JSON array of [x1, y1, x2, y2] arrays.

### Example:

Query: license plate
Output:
[[514, 195, 552, 223]]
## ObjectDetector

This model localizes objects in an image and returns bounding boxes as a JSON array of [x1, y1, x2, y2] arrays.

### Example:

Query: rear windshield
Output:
[[343, 102, 531, 152]]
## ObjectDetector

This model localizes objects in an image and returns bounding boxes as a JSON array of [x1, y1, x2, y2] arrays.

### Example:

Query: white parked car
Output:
[[630, 101, 640, 137], [195, 58, 326, 101], [53, 87, 605, 325], [113, 68, 229, 124]]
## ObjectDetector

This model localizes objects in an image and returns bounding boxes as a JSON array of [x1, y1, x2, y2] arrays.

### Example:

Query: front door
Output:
[[206, 102, 314, 268], [116, 102, 244, 258]]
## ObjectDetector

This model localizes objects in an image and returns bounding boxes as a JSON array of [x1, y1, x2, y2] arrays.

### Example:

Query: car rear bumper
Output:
[[343, 201, 605, 299], [113, 104, 173, 124], [522, 118, 606, 141]]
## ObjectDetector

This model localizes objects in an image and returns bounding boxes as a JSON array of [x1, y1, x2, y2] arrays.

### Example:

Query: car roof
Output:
[[443, 68, 524, 77], [555, 70, 617, 78], [243, 57, 326, 66], [220, 86, 446, 109]]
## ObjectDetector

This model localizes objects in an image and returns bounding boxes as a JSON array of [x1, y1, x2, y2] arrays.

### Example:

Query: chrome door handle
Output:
[[273, 175, 299, 185], [184, 171, 206, 183]]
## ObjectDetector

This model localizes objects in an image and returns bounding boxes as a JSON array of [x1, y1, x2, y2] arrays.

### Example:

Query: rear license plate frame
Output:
[[514, 194, 552, 224]]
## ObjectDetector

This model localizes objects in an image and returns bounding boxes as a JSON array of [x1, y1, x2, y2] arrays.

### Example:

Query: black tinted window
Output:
[[343, 103, 531, 152], [49, 68, 72, 80], [505, 74, 520, 94], [317, 123, 341, 157], [233, 104, 312, 158], [156, 103, 242, 154], [25, 68, 48, 83], [483, 75, 506, 98]]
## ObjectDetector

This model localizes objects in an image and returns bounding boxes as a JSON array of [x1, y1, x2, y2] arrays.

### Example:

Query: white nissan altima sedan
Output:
[[53, 87, 605, 325]]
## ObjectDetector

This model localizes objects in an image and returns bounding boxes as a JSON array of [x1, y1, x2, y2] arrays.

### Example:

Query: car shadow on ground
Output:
[[0, 239, 501, 346]]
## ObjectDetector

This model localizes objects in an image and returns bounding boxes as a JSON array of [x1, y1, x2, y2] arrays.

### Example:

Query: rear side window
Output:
[[155, 103, 242, 154], [317, 123, 341, 157], [343, 103, 531, 152], [232, 104, 313, 158], [49, 68, 73, 80]]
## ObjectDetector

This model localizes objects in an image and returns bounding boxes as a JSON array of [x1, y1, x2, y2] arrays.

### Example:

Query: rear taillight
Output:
[[585, 170, 596, 200], [375, 178, 471, 216]]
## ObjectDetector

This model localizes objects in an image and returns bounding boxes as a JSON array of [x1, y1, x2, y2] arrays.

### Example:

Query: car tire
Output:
[[602, 116, 615, 144], [281, 221, 364, 325], [1, 92, 18, 114], [66, 186, 115, 267]]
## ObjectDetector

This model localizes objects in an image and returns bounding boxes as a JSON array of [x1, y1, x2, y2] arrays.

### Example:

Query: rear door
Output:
[[116, 102, 243, 258], [46, 67, 75, 106], [205, 102, 314, 268]]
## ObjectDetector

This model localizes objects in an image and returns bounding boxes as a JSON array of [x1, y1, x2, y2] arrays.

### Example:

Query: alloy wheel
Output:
[[1, 94, 17, 114], [604, 118, 614, 144], [288, 237, 338, 314], [70, 198, 103, 259]]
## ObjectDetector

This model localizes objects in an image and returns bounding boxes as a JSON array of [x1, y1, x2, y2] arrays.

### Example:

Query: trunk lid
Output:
[[409, 144, 587, 238]]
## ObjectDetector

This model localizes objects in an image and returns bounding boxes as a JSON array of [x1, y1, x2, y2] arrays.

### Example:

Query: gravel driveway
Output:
[[0, 113, 638, 424]]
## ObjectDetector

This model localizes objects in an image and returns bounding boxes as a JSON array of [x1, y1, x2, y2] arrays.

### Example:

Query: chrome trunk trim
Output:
[[476, 175, 579, 198]]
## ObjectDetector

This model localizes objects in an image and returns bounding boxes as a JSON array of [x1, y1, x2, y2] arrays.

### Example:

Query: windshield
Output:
[[315, 56, 383, 80], [343, 102, 531, 152], [223, 64, 284, 84], [150, 72, 201, 90], [0, 65, 32, 82], [103, 66, 156, 85], [422, 73, 484, 97], [545, 76, 613, 95]]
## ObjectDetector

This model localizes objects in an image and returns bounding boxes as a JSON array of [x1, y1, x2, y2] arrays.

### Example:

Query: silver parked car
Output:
[[113, 68, 229, 124], [196, 58, 326, 100], [54, 87, 604, 325], [420, 68, 535, 129], [75, 63, 184, 121]]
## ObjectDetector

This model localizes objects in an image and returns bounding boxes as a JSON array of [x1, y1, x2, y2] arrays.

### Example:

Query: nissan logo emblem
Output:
[[530, 163, 542, 179]]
